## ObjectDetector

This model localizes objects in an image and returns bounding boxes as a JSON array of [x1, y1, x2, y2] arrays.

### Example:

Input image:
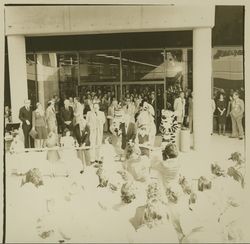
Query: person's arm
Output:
[[173, 99, 178, 111], [101, 112, 106, 125], [239, 99, 245, 115], [226, 101, 231, 116], [107, 107, 113, 119], [73, 104, 79, 117], [32, 111, 35, 129], [19, 107, 25, 123]]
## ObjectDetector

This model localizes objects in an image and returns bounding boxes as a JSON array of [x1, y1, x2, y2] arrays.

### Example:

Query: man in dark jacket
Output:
[[120, 114, 137, 150], [19, 99, 34, 148], [60, 99, 74, 135]]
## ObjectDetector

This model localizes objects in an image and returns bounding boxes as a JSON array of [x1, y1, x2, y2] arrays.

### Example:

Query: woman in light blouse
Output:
[[32, 102, 47, 148]]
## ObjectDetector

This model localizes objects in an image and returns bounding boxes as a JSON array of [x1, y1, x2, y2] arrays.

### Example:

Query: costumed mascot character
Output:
[[136, 122, 151, 157], [136, 101, 156, 147], [159, 109, 179, 149]]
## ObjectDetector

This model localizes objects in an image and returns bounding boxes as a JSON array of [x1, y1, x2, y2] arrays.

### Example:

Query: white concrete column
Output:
[[7, 35, 28, 123], [192, 28, 212, 153]]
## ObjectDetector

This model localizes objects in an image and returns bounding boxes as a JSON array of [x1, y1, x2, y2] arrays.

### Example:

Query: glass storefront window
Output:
[[27, 48, 192, 112], [78, 51, 121, 101], [26, 54, 38, 109], [121, 50, 164, 82], [57, 53, 79, 98], [164, 49, 185, 109], [79, 51, 120, 83]]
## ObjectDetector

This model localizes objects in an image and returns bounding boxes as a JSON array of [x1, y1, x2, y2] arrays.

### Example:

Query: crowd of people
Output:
[[212, 88, 245, 139], [4, 85, 245, 159], [180, 87, 245, 139]]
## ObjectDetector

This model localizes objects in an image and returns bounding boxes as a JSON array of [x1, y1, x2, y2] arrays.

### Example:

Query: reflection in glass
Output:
[[79, 51, 120, 83], [57, 53, 78, 98], [26, 54, 38, 109], [122, 50, 164, 81], [165, 49, 184, 110]]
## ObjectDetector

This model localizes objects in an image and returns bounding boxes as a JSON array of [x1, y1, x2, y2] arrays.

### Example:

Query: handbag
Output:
[[29, 128, 38, 139]]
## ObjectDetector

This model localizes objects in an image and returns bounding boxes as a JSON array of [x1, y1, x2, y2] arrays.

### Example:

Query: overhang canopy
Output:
[[5, 4, 215, 36]]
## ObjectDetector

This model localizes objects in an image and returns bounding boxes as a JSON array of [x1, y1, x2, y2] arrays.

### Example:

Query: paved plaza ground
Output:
[[4, 134, 247, 243]]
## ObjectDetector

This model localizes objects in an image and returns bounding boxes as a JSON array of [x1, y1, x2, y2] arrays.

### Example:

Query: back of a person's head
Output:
[[162, 143, 178, 160]]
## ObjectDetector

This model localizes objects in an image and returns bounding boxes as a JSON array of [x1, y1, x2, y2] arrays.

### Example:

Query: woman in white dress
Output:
[[46, 100, 57, 134]]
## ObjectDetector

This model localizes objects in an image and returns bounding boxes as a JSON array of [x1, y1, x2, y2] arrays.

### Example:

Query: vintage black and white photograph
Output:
[[1, 1, 250, 243]]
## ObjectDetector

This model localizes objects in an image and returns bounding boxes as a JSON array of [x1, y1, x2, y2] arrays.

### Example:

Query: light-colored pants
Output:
[[231, 115, 244, 138], [89, 129, 103, 162]]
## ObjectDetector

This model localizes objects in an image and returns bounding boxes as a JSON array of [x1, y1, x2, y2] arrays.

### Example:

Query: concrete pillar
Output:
[[7, 35, 28, 123], [192, 28, 212, 153]]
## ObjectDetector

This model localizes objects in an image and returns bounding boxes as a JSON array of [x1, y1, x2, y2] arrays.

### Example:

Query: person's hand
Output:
[[26, 120, 30, 125], [32, 126, 35, 130]]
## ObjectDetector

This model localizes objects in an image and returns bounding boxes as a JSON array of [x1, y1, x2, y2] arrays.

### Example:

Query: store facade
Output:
[[4, 4, 220, 153], [25, 47, 191, 127]]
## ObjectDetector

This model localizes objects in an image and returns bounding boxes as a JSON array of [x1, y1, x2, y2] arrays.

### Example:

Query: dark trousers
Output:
[[73, 124, 81, 146], [22, 125, 34, 148]]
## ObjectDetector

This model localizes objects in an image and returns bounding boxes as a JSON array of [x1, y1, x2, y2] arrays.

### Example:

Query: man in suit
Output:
[[230, 91, 244, 140], [77, 118, 91, 173], [122, 97, 135, 122], [120, 114, 137, 151], [86, 103, 105, 164], [19, 99, 34, 148], [73, 97, 84, 145], [60, 99, 74, 135]]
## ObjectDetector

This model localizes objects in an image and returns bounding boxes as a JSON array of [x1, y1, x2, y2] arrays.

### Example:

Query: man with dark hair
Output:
[[19, 99, 34, 148], [154, 143, 180, 188], [60, 99, 74, 135], [230, 91, 244, 140], [73, 97, 84, 145], [162, 143, 179, 160]]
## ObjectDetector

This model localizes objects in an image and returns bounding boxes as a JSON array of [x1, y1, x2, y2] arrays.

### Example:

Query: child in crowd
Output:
[[60, 129, 75, 148], [46, 132, 60, 163]]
